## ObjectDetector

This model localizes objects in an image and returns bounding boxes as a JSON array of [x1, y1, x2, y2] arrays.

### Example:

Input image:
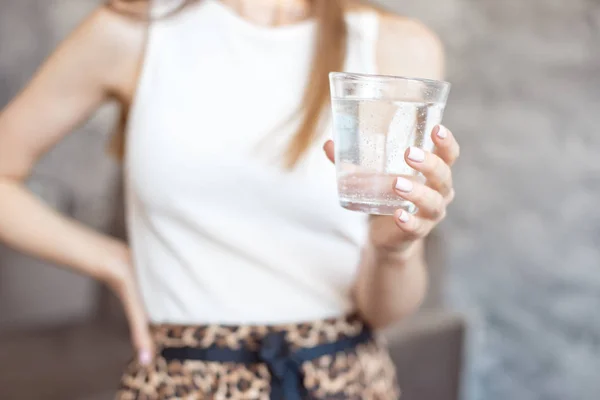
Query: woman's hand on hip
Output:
[[324, 125, 459, 264], [101, 243, 154, 365]]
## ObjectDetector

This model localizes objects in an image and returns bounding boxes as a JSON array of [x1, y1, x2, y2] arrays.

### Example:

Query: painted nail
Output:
[[436, 125, 448, 139], [407, 147, 426, 162], [139, 349, 152, 366], [398, 210, 410, 223], [395, 177, 414, 193]]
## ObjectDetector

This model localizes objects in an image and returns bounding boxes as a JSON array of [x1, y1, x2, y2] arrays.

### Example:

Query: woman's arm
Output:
[[348, 14, 457, 329], [353, 233, 428, 329], [0, 7, 153, 362]]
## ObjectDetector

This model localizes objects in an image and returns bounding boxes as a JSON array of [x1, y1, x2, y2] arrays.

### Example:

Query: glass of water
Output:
[[329, 72, 451, 215]]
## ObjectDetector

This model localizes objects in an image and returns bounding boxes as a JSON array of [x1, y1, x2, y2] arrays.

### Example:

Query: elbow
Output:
[[360, 292, 427, 331]]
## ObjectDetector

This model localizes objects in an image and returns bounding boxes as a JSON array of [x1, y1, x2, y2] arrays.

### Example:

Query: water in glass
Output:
[[332, 97, 445, 215]]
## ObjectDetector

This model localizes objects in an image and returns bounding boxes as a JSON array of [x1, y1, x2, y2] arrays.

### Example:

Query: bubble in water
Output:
[[331, 98, 445, 214]]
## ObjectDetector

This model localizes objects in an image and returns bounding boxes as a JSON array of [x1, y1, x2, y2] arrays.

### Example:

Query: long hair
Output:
[[107, 0, 348, 168]]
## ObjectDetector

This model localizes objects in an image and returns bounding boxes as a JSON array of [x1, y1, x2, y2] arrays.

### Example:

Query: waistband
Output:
[[151, 313, 368, 350], [152, 314, 373, 400]]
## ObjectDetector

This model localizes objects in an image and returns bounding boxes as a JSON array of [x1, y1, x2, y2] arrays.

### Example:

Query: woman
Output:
[[0, 0, 459, 398]]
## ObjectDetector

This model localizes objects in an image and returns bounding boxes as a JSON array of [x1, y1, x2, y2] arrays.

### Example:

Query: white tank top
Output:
[[125, 0, 379, 325]]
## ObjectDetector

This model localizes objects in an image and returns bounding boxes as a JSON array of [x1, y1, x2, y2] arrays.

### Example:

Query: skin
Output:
[[0, 0, 459, 365]]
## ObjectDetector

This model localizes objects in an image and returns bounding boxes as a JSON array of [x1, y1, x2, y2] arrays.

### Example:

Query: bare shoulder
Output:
[[377, 13, 444, 80], [344, 2, 445, 80], [0, 4, 149, 179], [73, 5, 147, 58], [61, 5, 148, 97]]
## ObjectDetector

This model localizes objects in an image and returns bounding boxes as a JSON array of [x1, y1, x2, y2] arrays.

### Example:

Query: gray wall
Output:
[[0, 0, 120, 330], [1, 0, 599, 399], [376, 1, 600, 399]]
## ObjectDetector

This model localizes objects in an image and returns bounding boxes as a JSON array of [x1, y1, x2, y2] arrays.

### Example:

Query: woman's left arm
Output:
[[325, 125, 459, 329], [327, 13, 459, 329]]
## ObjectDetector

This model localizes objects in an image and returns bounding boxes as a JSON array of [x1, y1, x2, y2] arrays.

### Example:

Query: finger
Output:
[[431, 125, 460, 166], [393, 209, 432, 240], [112, 268, 154, 366], [405, 147, 453, 197], [120, 280, 155, 365], [445, 188, 456, 205], [393, 177, 447, 220], [323, 140, 335, 164]]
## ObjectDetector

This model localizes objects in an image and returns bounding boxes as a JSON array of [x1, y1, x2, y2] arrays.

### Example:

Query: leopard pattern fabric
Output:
[[116, 315, 400, 399]]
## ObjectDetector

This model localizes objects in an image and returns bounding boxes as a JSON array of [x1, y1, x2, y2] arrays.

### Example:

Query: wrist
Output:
[[96, 238, 131, 290], [368, 239, 421, 268]]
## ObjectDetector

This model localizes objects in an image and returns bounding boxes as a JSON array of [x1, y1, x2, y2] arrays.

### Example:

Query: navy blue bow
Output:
[[259, 332, 306, 400]]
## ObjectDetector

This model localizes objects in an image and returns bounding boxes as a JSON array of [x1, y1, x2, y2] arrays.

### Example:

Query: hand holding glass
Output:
[[329, 72, 451, 215]]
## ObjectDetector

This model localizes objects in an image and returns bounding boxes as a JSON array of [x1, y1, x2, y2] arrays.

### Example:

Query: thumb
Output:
[[323, 140, 335, 164]]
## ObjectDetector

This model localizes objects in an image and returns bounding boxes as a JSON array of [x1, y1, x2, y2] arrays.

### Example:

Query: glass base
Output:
[[340, 199, 418, 216]]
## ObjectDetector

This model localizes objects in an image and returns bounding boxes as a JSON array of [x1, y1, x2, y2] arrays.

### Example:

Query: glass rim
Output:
[[329, 72, 450, 88]]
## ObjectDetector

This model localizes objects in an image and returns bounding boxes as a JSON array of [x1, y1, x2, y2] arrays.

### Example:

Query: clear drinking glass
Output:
[[329, 72, 451, 215]]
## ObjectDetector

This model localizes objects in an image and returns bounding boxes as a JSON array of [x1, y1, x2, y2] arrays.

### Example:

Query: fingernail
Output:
[[436, 125, 448, 139], [407, 147, 425, 162], [395, 177, 414, 193], [139, 349, 152, 366], [398, 210, 410, 223]]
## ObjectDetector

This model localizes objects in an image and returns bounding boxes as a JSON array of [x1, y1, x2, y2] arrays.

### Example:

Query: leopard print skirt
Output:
[[116, 314, 400, 399]]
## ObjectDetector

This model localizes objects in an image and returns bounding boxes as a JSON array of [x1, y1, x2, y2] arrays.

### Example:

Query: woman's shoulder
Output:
[[343, 1, 445, 80], [65, 4, 147, 68], [59, 4, 148, 99], [94, 3, 150, 47]]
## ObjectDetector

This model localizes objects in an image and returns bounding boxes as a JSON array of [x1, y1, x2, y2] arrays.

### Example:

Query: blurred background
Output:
[[1, 0, 599, 399]]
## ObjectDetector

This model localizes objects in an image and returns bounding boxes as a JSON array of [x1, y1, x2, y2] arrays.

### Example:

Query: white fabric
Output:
[[125, 0, 380, 324]]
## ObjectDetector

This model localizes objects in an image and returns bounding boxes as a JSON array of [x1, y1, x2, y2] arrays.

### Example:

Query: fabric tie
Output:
[[160, 324, 373, 400], [259, 331, 305, 400]]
